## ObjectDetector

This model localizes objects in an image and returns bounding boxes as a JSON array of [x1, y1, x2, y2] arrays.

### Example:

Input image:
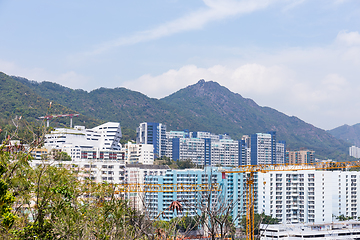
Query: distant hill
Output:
[[161, 80, 351, 160], [10, 74, 352, 160], [0, 72, 101, 141], [328, 124, 360, 147], [12, 76, 202, 131]]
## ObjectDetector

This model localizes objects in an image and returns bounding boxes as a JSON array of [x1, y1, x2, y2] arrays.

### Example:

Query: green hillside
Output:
[[0, 72, 101, 141], [10, 75, 352, 160], [161, 80, 351, 160], [328, 123, 360, 147], [13, 76, 202, 131]]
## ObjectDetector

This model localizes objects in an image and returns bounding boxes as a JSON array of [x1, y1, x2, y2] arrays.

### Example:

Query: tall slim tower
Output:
[[136, 122, 166, 159], [251, 132, 276, 165]]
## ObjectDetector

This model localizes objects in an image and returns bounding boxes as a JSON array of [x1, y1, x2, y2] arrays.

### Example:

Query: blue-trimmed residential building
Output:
[[136, 122, 167, 159], [144, 167, 247, 227], [251, 132, 286, 165], [166, 131, 244, 166]]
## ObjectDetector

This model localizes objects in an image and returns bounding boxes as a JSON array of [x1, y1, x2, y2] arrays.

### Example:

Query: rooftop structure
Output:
[[260, 221, 360, 239]]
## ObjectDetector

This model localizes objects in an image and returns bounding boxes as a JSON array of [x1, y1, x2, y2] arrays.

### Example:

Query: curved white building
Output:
[[44, 122, 122, 152]]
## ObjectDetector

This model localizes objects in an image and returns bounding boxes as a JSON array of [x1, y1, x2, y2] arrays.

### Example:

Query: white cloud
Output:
[[123, 63, 290, 98], [336, 30, 360, 46], [124, 30, 360, 129], [87, 0, 280, 55]]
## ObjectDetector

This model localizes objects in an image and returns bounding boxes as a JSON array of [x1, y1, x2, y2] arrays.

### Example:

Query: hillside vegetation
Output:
[[0, 72, 101, 141], [328, 124, 360, 148], [7, 74, 352, 160]]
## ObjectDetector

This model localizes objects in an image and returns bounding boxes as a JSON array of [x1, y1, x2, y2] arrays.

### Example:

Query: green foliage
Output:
[[52, 150, 71, 161], [240, 213, 279, 235], [171, 216, 198, 231], [155, 157, 198, 169], [0, 72, 101, 143], [336, 214, 356, 221]]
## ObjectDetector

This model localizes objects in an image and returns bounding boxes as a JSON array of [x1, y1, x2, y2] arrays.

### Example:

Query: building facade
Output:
[[29, 159, 126, 184], [166, 130, 244, 166], [286, 150, 315, 164], [125, 164, 170, 211], [136, 122, 166, 158], [251, 133, 274, 165], [144, 167, 245, 226], [350, 146, 360, 158], [258, 170, 360, 224], [123, 142, 154, 164], [44, 122, 122, 151]]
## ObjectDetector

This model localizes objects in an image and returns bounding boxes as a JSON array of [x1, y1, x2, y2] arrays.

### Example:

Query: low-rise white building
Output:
[[123, 142, 154, 164], [260, 221, 360, 240], [29, 159, 126, 184], [44, 122, 122, 152]]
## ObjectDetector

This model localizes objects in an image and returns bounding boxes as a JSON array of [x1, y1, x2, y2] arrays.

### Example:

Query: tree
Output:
[[179, 173, 242, 240], [239, 213, 279, 238]]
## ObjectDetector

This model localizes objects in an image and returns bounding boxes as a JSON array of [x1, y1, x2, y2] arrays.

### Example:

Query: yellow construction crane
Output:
[[114, 183, 221, 193], [225, 160, 360, 240], [114, 160, 360, 240]]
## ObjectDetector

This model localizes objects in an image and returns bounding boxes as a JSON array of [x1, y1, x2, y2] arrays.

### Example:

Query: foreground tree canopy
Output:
[[0, 122, 279, 239]]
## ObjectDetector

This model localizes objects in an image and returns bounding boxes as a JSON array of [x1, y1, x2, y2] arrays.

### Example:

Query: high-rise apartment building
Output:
[[350, 146, 360, 158], [136, 122, 166, 158], [251, 132, 274, 165], [286, 150, 315, 164], [276, 141, 286, 164], [166, 130, 242, 166], [258, 170, 360, 224], [125, 164, 169, 211], [251, 132, 286, 165], [144, 167, 245, 226]]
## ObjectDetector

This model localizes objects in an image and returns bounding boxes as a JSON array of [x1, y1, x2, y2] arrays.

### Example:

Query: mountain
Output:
[[0, 72, 101, 141], [12, 76, 202, 131], [328, 124, 360, 147], [10, 75, 352, 160], [161, 80, 351, 160]]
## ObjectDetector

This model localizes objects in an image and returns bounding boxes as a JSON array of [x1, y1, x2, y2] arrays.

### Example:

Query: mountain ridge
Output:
[[6, 73, 353, 160], [328, 123, 360, 148], [161, 80, 350, 159]]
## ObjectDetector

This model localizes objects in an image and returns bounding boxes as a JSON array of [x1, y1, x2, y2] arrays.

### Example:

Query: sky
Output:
[[0, 0, 360, 130]]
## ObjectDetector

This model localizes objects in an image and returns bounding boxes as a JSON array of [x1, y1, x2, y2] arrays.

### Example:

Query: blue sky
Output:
[[1, 0, 360, 130]]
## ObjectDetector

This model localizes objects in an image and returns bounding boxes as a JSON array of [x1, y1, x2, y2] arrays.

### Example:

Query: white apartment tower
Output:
[[350, 146, 360, 158], [258, 170, 360, 224]]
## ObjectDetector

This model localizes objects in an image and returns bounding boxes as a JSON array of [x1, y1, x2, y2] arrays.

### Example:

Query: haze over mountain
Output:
[[3, 72, 352, 161]]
